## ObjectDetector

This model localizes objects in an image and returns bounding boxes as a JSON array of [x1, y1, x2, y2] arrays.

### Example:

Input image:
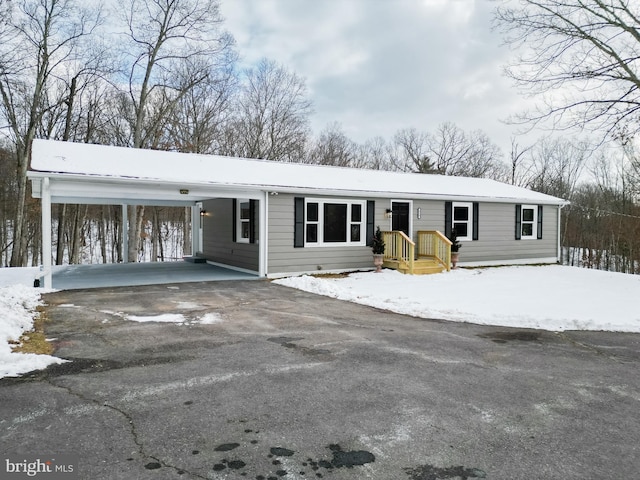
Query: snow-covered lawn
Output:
[[274, 265, 640, 333], [1, 264, 638, 380]]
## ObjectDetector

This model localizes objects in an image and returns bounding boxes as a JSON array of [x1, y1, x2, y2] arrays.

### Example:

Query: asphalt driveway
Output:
[[1, 280, 639, 479]]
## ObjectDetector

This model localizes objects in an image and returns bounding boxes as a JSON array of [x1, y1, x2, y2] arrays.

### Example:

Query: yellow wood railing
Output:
[[417, 230, 452, 272], [382, 230, 415, 273]]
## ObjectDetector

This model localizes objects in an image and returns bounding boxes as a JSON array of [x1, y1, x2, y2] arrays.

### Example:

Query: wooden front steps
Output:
[[383, 257, 447, 275]]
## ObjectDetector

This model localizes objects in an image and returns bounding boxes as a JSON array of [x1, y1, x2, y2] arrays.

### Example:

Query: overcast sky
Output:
[[220, 0, 531, 154]]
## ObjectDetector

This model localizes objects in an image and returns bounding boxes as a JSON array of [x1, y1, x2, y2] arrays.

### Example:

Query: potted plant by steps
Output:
[[372, 226, 385, 272], [448, 229, 462, 269]]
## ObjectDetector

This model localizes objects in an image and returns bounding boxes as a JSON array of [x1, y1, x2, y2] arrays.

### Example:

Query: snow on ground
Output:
[[1, 264, 638, 379], [274, 265, 640, 333], [0, 283, 66, 378]]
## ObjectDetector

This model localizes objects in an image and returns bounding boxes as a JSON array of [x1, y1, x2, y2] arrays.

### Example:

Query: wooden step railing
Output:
[[417, 230, 452, 272], [382, 230, 452, 274], [382, 230, 415, 273]]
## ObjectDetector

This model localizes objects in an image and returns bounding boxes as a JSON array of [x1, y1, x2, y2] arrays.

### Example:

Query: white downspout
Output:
[[41, 177, 52, 288], [557, 203, 567, 264]]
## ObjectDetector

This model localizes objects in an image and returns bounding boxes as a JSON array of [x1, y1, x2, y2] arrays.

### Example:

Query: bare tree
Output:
[[495, 0, 640, 140], [116, 0, 235, 261], [165, 61, 237, 154], [391, 123, 506, 178], [357, 136, 392, 170], [390, 128, 435, 173], [509, 137, 535, 186], [0, 0, 102, 266], [527, 136, 592, 200], [305, 122, 357, 166], [230, 58, 312, 161]]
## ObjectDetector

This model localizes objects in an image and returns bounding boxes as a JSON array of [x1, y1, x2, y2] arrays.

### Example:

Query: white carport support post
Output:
[[121, 204, 128, 263], [191, 203, 202, 255], [41, 177, 52, 288], [259, 191, 268, 277]]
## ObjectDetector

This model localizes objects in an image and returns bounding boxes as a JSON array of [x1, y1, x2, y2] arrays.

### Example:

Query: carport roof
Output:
[[29, 139, 567, 205]]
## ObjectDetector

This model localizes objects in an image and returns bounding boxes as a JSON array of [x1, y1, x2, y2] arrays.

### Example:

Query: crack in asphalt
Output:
[[43, 377, 209, 479]]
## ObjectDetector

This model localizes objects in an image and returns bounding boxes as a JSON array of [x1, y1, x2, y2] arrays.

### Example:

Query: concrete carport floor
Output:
[[50, 261, 257, 290], [1, 280, 639, 480]]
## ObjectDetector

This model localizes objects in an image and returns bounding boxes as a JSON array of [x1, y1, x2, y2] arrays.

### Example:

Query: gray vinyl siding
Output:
[[268, 194, 374, 274], [267, 195, 559, 275], [411, 200, 558, 263], [201, 198, 259, 272], [462, 202, 558, 262]]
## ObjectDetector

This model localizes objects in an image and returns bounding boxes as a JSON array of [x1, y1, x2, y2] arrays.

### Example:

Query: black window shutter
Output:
[[444, 202, 452, 238], [537, 205, 543, 239], [294, 197, 304, 247], [232, 199, 237, 242], [366, 200, 375, 246], [472, 202, 479, 241], [515, 204, 522, 240], [249, 199, 258, 244]]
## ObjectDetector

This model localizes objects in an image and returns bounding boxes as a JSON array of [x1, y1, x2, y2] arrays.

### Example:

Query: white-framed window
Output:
[[520, 204, 538, 240], [452, 202, 473, 241], [236, 199, 251, 243], [304, 198, 366, 246]]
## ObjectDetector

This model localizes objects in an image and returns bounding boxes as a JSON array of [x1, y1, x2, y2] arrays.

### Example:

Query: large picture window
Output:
[[304, 199, 366, 246]]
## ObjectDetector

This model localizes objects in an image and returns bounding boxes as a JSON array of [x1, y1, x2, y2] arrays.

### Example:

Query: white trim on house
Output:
[[205, 260, 258, 276], [451, 201, 473, 242], [303, 197, 367, 247], [260, 191, 269, 277], [235, 198, 251, 244], [519, 204, 538, 240], [458, 257, 559, 268]]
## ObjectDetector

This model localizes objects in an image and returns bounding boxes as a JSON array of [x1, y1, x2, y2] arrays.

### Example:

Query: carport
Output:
[[28, 141, 269, 288]]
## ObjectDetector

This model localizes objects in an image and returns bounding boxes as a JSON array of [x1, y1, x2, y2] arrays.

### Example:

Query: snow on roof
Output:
[[30, 139, 566, 204]]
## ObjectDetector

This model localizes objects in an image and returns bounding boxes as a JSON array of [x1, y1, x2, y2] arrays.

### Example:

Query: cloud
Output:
[[220, 0, 525, 151]]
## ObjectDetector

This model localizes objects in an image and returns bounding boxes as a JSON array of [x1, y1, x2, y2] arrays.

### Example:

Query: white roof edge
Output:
[[29, 139, 568, 205], [28, 170, 568, 205]]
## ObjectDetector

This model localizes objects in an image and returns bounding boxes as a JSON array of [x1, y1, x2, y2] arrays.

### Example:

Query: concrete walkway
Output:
[[51, 261, 257, 290]]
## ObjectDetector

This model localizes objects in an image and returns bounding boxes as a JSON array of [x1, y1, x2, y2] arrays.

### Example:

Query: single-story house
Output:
[[28, 139, 568, 288]]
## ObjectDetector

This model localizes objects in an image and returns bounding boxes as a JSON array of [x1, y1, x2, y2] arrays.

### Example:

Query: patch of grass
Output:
[[310, 272, 351, 279], [310, 270, 368, 279], [10, 306, 54, 355]]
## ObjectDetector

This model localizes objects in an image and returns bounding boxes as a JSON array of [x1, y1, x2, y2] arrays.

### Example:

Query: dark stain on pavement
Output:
[[270, 447, 295, 457], [267, 336, 331, 357], [478, 331, 542, 343], [204, 429, 374, 479], [327, 443, 375, 468], [1, 355, 193, 383], [215, 442, 240, 452], [405, 464, 487, 479]]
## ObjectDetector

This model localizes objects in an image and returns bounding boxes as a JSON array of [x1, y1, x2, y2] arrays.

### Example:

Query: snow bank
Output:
[[0, 284, 66, 378]]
